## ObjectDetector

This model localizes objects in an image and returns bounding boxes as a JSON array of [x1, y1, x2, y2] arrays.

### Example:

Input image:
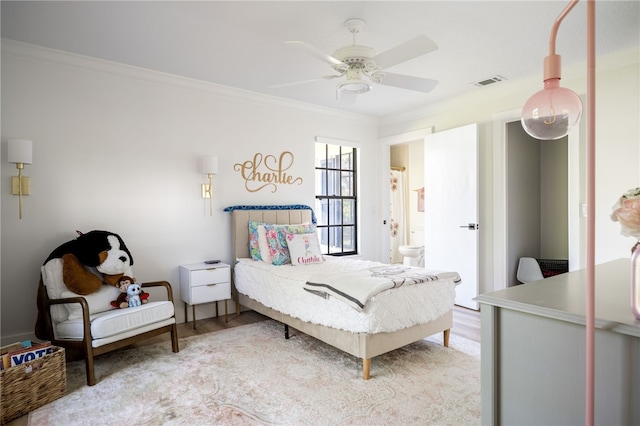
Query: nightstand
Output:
[[179, 262, 231, 329]]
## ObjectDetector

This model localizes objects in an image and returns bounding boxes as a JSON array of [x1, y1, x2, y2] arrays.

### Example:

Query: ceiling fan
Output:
[[271, 18, 439, 101]]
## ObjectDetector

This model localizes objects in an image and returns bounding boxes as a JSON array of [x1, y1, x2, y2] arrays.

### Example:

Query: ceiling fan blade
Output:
[[269, 74, 342, 89], [377, 72, 438, 93], [372, 35, 438, 70], [285, 41, 346, 67]]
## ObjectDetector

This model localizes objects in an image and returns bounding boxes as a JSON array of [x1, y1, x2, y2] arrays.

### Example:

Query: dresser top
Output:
[[476, 258, 640, 337]]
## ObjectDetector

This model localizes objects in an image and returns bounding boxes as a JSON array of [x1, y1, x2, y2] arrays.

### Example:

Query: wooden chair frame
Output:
[[36, 279, 179, 386]]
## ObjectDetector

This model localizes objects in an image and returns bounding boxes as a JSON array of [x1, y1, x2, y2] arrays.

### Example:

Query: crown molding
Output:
[[1, 38, 377, 125]]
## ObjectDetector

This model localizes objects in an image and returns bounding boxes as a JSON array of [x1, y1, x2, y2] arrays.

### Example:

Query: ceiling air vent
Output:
[[472, 75, 506, 87]]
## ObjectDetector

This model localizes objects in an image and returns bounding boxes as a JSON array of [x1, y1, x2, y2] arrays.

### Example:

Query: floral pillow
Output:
[[248, 221, 264, 260], [263, 223, 315, 265], [287, 232, 324, 266], [257, 225, 272, 264]]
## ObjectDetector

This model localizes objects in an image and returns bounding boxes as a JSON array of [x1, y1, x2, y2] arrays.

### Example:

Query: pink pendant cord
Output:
[[585, 1, 596, 425], [545, 1, 595, 424]]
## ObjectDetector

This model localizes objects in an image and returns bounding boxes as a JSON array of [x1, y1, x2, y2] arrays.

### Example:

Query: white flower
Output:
[[611, 187, 640, 240]]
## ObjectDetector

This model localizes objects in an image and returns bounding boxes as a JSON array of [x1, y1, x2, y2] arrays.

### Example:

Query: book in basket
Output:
[[1, 341, 52, 370]]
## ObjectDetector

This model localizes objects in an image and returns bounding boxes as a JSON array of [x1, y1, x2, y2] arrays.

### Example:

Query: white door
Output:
[[424, 123, 479, 309]]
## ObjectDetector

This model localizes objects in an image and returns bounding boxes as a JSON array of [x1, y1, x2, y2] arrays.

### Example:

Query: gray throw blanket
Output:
[[304, 265, 461, 311]]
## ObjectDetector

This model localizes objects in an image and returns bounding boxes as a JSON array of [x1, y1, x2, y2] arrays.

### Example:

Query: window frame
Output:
[[314, 141, 358, 256]]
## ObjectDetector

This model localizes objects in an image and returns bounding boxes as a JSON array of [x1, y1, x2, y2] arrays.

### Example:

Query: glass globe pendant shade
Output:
[[521, 78, 582, 140]]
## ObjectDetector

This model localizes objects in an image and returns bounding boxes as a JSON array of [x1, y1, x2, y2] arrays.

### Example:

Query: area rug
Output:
[[29, 320, 480, 425]]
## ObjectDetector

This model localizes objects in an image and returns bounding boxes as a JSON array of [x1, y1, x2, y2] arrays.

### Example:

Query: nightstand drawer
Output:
[[190, 267, 229, 287], [191, 281, 231, 303]]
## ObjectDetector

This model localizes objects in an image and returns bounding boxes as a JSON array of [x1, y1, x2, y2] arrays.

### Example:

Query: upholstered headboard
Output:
[[230, 208, 314, 260]]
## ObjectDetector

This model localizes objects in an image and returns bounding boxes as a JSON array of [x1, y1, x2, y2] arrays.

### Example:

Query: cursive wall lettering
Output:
[[233, 151, 303, 193]]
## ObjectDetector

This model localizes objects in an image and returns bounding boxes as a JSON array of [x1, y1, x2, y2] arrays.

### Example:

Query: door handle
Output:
[[459, 223, 479, 230]]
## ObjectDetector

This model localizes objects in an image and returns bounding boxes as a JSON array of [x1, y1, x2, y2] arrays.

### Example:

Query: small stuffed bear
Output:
[[111, 276, 149, 309], [127, 283, 143, 308]]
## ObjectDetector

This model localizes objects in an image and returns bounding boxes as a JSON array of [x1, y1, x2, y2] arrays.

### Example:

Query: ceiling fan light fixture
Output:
[[337, 79, 372, 94], [282, 17, 439, 98]]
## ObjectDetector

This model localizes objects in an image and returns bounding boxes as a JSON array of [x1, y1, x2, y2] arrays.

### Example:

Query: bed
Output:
[[229, 206, 459, 379]]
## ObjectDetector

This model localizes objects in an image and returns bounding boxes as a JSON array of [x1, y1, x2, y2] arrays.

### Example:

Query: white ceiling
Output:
[[2, 1, 639, 118]]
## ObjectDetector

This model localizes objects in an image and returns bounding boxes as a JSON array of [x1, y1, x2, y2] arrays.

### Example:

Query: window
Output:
[[314, 142, 357, 255]]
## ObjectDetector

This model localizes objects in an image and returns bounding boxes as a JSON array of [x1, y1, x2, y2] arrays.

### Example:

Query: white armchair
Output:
[[36, 259, 179, 386]]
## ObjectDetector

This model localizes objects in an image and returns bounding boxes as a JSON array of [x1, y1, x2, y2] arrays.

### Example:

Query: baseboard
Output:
[[1, 331, 37, 347]]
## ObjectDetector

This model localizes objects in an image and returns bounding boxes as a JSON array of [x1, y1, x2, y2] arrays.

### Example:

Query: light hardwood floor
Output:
[[451, 305, 481, 343]]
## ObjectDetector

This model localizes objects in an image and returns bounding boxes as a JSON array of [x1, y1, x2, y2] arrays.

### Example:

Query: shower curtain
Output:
[[389, 169, 407, 264]]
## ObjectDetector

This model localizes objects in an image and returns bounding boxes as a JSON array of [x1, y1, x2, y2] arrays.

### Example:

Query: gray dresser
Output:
[[477, 259, 640, 425]]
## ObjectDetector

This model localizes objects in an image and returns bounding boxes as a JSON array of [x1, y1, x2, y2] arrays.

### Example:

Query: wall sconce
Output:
[[199, 156, 218, 216], [8, 139, 33, 220]]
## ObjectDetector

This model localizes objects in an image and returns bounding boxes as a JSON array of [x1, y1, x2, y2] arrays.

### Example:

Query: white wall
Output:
[[0, 40, 378, 344], [2, 40, 638, 344], [540, 139, 569, 259], [507, 122, 542, 286], [379, 47, 640, 296], [407, 141, 425, 246]]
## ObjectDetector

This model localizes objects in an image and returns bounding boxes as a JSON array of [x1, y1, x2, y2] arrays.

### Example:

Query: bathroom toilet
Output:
[[398, 245, 424, 267]]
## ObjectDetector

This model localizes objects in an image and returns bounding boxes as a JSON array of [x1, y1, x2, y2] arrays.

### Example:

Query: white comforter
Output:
[[233, 257, 459, 334]]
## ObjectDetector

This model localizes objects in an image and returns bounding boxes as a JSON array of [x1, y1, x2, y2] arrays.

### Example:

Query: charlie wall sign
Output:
[[234, 151, 303, 193]]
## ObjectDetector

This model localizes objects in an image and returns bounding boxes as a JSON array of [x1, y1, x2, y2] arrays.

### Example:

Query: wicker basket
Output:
[[0, 346, 66, 424]]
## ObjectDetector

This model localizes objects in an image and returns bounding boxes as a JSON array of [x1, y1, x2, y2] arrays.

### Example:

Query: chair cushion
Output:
[[41, 259, 72, 323], [61, 285, 121, 320], [54, 301, 175, 340], [92, 318, 176, 349]]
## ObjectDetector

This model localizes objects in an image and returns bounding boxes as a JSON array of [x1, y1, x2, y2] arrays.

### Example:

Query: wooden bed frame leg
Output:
[[443, 328, 451, 347], [363, 358, 371, 380]]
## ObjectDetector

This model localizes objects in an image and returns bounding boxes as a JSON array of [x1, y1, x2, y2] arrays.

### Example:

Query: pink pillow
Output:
[[287, 232, 324, 265]]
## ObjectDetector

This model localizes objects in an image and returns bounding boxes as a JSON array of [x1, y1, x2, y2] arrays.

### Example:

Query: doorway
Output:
[[389, 141, 424, 264], [379, 128, 433, 264], [506, 121, 568, 287], [493, 108, 580, 290], [382, 125, 480, 310]]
